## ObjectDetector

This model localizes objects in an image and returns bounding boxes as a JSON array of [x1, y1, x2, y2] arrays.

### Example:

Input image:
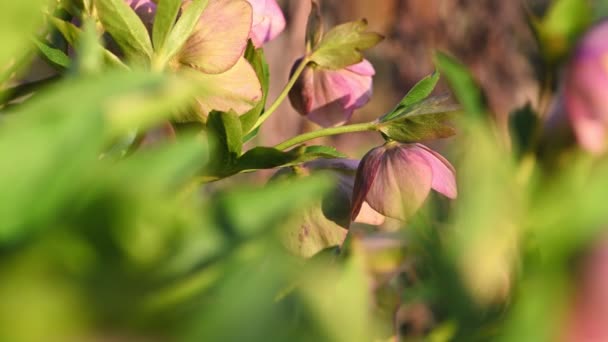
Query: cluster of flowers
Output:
[[125, 0, 458, 230]]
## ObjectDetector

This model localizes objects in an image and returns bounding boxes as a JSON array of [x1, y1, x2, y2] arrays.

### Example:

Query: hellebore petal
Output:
[[273, 159, 385, 257], [352, 143, 457, 221], [414, 143, 458, 199], [179, 0, 253, 74], [246, 0, 286, 47], [289, 59, 375, 127], [564, 21, 608, 154], [184, 57, 262, 118], [563, 237, 608, 342]]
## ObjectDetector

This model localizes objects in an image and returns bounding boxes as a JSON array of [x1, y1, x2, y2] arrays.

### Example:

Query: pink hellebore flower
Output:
[[563, 237, 608, 342], [246, 0, 286, 47], [351, 142, 457, 221], [289, 59, 375, 127], [564, 21, 608, 154], [125, 0, 262, 119]]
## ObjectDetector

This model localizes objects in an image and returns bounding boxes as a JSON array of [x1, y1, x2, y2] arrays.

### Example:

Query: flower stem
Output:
[[249, 57, 310, 134], [274, 121, 379, 150]]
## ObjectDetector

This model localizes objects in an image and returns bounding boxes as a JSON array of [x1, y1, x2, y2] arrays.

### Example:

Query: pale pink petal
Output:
[[365, 146, 432, 220], [353, 145, 433, 221], [345, 59, 376, 76], [565, 58, 608, 154], [354, 201, 386, 226], [184, 57, 262, 117], [413, 144, 458, 199], [289, 59, 374, 127], [247, 0, 286, 47], [179, 0, 252, 74]]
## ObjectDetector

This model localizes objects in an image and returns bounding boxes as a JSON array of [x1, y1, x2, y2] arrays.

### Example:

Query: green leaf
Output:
[[240, 41, 270, 135], [153, 0, 181, 51], [212, 175, 332, 238], [0, 1, 46, 82], [161, 0, 209, 65], [533, 0, 592, 63], [242, 126, 260, 143], [51, 17, 128, 70], [305, 0, 323, 50], [509, 103, 539, 159], [236, 145, 345, 173], [206, 111, 243, 174], [378, 96, 459, 143], [0, 71, 167, 243], [381, 70, 440, 122], [94, 0, 154, 62], [310, 19, 383, 70], [33, 39, 71, 69], [77, 19, 104, 74], [434, 52, 485, 118]]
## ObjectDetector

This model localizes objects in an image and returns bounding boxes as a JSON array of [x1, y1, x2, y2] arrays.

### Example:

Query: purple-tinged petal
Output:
[[184, 57, 262, 117], [564, 21, 608, 154], [289, 59, 375, 127], [364, 145, 433, 220], [246, 0, 286, 47], [352, 142, 456, 222], [413, 143, 457, 199], [565, 55, 608, 154], [179, 0, 252, 74], [351, 146, 384, 221]]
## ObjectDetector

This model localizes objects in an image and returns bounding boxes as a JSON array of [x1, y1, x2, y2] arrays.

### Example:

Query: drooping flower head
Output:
[[564, 21, 608, 154], [351, 142, 457, 221], [246, 0, 286, 47], [289, 59, 375, 127]]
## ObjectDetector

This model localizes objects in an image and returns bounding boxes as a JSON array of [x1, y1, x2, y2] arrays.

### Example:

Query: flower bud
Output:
[[564, 21, 608, 154], [288, 59, 375, 127], [351, 142, 457, 221], [246, 0, 286, 47]]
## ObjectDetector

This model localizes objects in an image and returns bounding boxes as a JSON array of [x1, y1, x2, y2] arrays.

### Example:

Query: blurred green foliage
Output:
[[1, 0, 608, 341]]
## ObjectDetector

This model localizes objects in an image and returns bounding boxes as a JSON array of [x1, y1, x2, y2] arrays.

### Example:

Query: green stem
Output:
[[249, 57, 310, 133], [274, 121, 378, 151]]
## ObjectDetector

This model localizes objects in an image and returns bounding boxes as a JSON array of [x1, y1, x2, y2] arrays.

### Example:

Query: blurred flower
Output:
[[563, 237, 608, 341], [564, 21, 608, 154], [288, 59, 374, 127], [246, 0, 286, 47], [351, 142, 457, 221], [273, 159, 385, 257]]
